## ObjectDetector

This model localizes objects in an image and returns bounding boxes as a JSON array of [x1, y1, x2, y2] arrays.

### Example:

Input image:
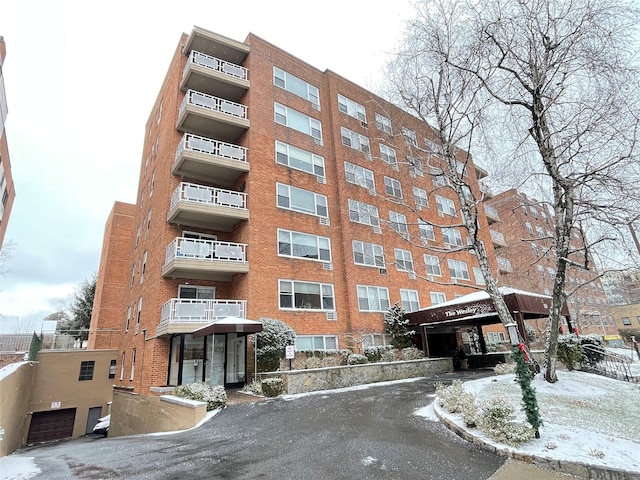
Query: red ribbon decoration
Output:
[[518, 342, 529, 362]]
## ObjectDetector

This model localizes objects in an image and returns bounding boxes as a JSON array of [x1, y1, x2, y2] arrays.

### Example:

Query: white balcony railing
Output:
[[165, 237, 247, 265], [484, 204, 500, 220], [497, 257, 513, 272], [180, 89, 248, 120], [490, 229, 506, 245], [176, 133, 248, 163], [170, 182, 247, 211], [184, 50, 248, 81], [159, 299, 247, 325]]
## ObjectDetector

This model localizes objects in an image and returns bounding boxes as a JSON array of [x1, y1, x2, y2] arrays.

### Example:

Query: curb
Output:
[[432, 401, 640, 480]]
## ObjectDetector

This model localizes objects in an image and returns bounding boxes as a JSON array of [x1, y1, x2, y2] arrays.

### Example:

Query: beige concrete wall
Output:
[[0, 362, 37, 457], [259, 357, 453, 395], [109, 389, 207, 437], [28, 350, 117, 439]]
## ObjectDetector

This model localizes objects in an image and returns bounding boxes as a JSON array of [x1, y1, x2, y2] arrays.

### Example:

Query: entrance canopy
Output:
[[192, 316, 263, 338], [405, 287, 569, 328]]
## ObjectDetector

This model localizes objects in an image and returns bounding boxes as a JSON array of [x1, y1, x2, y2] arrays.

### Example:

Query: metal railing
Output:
[[180, 89, 248, 119], [484, 204, 500, 220], [169, 182, 247, 211], [165, 237, 247, 265], [581, 344, 636, 382], [490, 229, 506, 245], [159, 299, 247, 325], [175, 132, 247, 163], [497, 256, 513, 272], [184, 50, 248, 81]]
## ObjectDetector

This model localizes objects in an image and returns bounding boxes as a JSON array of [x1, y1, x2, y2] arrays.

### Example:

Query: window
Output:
[[348, 199, 379, 227], [413, 187, 429, 209], [344, 162, 375, 191], [273, 67, 320, 107], [150, 170, 155, 197], [130, 349, 136, 381], [362, 334, 391, 349], [537, 265, 545, 280], [547, 267, 556, 280], [375, 113, 392, 134], [394, 249, 414, 272], [424, 138, 443, 155], [357, 285, 390, 312], [424, 255, 442, 276], [530, 206, 538, 218], [473, 267, 486, 285], [119, 352, 125, 381], [521, 204, 528, 216], [536, 226, 545, 238], [136, 298, 142, 332], [442, 228, 463, 248], [109, 360, 117, 379], [277, 183, 328, 218], [276, 141, 325, 178], [435, 195, 456, 216], [389, 211, 408, 237], [125, 306, 131, 332], [279, 280, 335, 310], [432, 168, 449, 187], [78, 361, 95, 381], [430, 292, 446, 305], [337, 94, 366, 122], [419, 221, 436, 243], [448, 259, 470, 281], [384, 177, 403, 200], [135, 225, 141, 248], [487, 332, 506, 344], [146, 208, 152, 235], [400, 289, 420, 313], [456, 161, 468, 177], [402, 127, 417, 147], [274, 103, 322, 140], [130, 264, 136, 288], [341, 127, 370, 154], [353, 240, 385, 267], [531, 243, 539, 256], [278, 229, 331, 262], [379, 144, 397, 166], [140, 251, 147, 284], [179, 285, 214, 299], [408, 157, 423, 176], [296, 335, 338, 351], [525, 222, 533, 235]]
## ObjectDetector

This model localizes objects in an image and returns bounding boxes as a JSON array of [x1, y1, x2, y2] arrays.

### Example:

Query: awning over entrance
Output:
[[192, 316, 263, 337], [405, 287, 569, 328]]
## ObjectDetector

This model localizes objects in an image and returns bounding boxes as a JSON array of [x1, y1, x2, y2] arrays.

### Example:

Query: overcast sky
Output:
[[0, 0, 415, 329]]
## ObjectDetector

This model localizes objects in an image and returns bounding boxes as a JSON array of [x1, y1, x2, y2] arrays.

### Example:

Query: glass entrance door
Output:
[[226, 333, 246, 386], [205, 334, 226, 386]]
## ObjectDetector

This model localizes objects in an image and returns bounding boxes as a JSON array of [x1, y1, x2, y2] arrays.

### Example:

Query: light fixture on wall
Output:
[[505, 322, 520, 346]]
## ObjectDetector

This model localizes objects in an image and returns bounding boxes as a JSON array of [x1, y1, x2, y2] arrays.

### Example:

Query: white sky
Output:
[[0, 0, 415, 324]]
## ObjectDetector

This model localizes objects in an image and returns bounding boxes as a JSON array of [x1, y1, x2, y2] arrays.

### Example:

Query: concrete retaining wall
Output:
[[0, 362, 36, 457], [259, 357, 453, 395]]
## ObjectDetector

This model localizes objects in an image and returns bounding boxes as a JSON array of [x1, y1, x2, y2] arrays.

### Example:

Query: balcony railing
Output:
[[159, 299, 247, 326], [179, 89, 248, 120], [176, 133, 247, 163], [497, 257, 513, 273], [184, 50, 248, 81], [490, 229, 507, 247], [170, 182, 247, 211], [484, 204, 500, 222], [165, 237, 247, 265]]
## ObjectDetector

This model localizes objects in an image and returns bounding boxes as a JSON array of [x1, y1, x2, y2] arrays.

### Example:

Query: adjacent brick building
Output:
[[485, 189, 617, 338], [89, 27, 498, 393], [0, 36, 16, 250]]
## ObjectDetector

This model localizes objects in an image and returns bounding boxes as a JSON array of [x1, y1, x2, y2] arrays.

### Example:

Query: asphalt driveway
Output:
[[11, 371, 505, 479]]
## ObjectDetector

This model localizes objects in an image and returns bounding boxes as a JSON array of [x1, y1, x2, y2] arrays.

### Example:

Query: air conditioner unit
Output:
[[373, 226, 382, 234], [368, 189, 376, 196], [361, 121, 368, 128], [326, 311, 337, 321], [393, 165, 399, 172], [451, 278, 458, 284], [427, 275, 434, 281], [312, 103, 321, 111], [319, 217, 330, 226], [408, 273, 416, 280], [365, 154, 372, 161], [409, 172, 416, 179], [421, 239, 429, 247], [323, 262, 333, 271], [314, 138, 323, 146], [317, 176, 326, 184], [379, 268, 388, 275]]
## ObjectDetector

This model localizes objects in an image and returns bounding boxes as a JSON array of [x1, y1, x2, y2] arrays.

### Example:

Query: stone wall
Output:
[[259, 357, 452, 395]]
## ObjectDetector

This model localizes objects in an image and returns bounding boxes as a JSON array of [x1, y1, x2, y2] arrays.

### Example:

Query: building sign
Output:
[[285, 345, 295, 359], [442, 302, 495, 320], [51, 401, 61, 409]]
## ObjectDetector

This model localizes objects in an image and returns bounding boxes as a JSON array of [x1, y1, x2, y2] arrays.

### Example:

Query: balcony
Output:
[[497, 257, 513, 273], [173, 133, 249, 186], [484, 204, 500, 223], [157, 298, 247, 337], [176, 90, 249, 142], [162, 237, 249, 281], [181, 50, 249, 102], [167, 183, 248, 232], [183, 27, 249, 67], [490, 229, 507, 248]]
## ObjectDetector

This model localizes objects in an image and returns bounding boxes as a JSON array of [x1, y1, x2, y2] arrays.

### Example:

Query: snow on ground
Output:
[[418, 370, 640, 474], [0, 456, 40, 480]]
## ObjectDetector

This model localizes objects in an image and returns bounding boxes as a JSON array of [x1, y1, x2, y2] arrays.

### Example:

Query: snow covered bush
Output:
[[478, 396, 534, 445], [493, 362, 515, 374], [557, 334, 583, 370], [435, 381, 478, 427], [401, 347, 424, 360], [363, 345, 393, 362], [255, 318, 295, 372], [174, 382, 227, 411], [261, 377, 285, 397], [243, 380, 262, 396], [580, 335, 604, 367], [346, 353, 369, 365], [384, 303, 415, 349], [380, 349, 398, 362]]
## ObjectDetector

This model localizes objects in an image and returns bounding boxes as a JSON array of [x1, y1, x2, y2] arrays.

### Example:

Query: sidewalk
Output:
[[489, 460, 583, 479]]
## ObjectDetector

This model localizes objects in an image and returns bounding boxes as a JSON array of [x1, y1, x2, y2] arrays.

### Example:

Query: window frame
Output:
[[379, 143, 397, 166], [273, 66, 320, 107], [274, 103, 323, 140], [295, 335, 338, 351], [442, 227, 463, 248], [276, 182, 328, 218], [357, 285, 390, 312], [352, 240, 385, 267], [389, 211, 408, 236], [275, 141, 326, 178], [348, 199, 380, 227], [448, 259, 471, 281], [278, 228, 332, 263], [278, 279, 335, 311], [430, 292, 446, 305], [384, 176, 403, 200], [394, 248, 414, 273], [78, 360, 95, 381], [400, 289, 420, 313], [435, 195, 457, 216], [341, 126, 371, 154], [344, 162, 375, 191], [337, 93, 367, 122], [424, 254, 442, 276], [375, 113, 392, 135]]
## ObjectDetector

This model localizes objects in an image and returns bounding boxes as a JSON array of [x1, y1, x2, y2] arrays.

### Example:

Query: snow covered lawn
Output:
[[419, 370, 640, 474]]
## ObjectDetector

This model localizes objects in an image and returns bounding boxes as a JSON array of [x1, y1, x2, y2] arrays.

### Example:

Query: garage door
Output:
[[27, 408, 76, 444]]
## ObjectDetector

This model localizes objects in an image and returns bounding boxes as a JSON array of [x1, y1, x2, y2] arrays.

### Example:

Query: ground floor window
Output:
[[295, 335, 337, 351], [168, 333, 247, 387]]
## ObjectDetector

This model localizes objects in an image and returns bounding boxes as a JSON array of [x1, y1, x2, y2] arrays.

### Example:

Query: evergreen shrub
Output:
[[174, 383, 227, 411], [261, 377, 285, 397]]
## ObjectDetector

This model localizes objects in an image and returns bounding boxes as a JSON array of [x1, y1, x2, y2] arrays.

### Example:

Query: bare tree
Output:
[[391, 0, 640, 382], [384, 0, 518, 338]]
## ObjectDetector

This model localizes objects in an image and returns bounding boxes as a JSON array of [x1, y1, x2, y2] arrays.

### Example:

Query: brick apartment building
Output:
[[0, 36, 16, 250], [484, 189, 617, 339], [88, 27, 499, 393]]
